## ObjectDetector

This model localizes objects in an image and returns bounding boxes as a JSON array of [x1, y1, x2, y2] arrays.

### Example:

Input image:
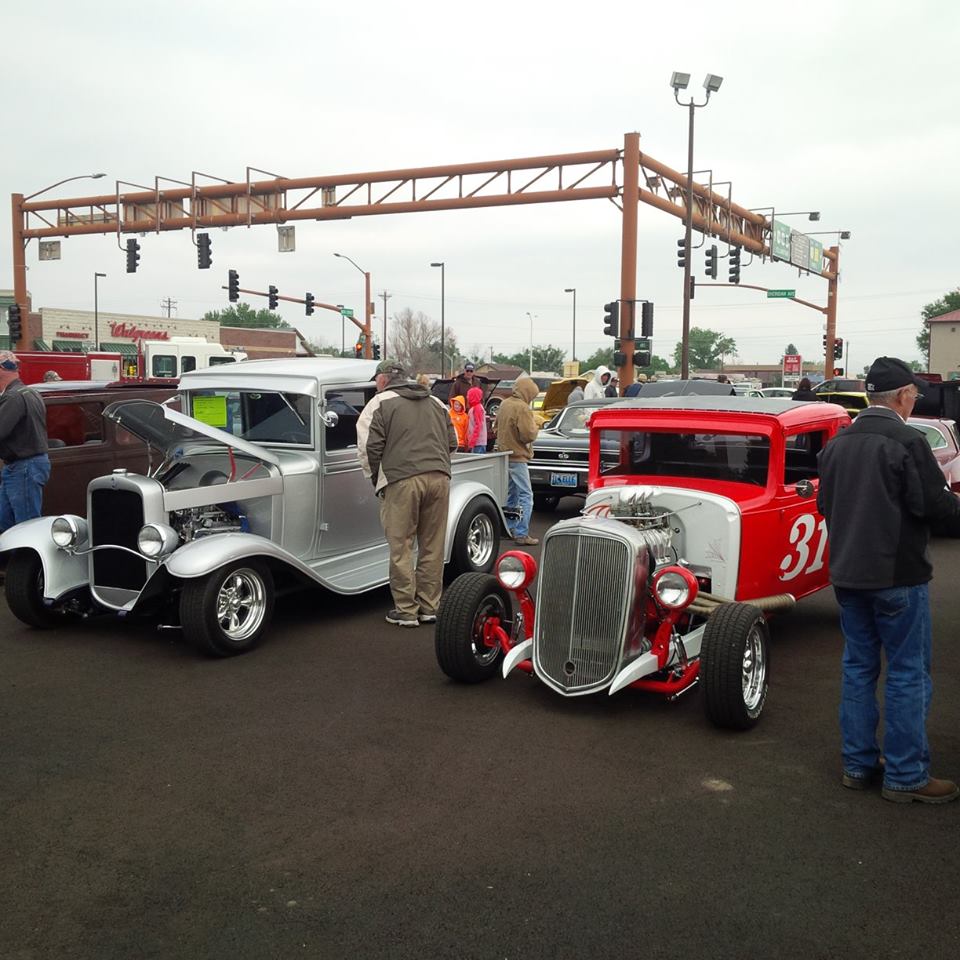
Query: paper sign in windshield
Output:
[[192, 395, 228, 428]]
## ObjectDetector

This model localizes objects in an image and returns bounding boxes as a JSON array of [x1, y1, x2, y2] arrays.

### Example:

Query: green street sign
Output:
[[771, 219, 792, 261], [767, 289, 796, 299], [340, 307, 354, 318]]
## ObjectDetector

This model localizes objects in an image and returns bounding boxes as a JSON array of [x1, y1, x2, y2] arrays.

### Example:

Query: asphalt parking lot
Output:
[[2, 501, 959, 960]]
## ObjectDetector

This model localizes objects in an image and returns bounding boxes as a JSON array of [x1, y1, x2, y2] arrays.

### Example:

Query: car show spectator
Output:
[[448, 362, 477, 403], [817, 356, 960, 804], [791, 377, 818, 401], [42, 370, 62, 382], [357, 358, 458, 628], [448, 396, 468, 450], [604, 376, 619, 398], [565, 383, 585, 404], [584, 365, 612, 400], [0, 351, 51, 533], [466, 386, 487, 453], [494, 377, 540, 545]]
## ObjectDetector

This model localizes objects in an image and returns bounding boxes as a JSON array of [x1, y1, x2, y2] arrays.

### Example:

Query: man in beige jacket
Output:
[[494, 377, 540, 545], [357, 359, 458, 628]]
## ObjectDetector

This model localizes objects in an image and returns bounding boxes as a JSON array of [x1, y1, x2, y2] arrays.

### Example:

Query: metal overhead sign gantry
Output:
[[10, 137, 840, 376]]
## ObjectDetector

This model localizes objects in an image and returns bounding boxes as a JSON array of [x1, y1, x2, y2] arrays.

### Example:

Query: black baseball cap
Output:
[[464, 363, 475, 371], [865, 357, 926, 395]]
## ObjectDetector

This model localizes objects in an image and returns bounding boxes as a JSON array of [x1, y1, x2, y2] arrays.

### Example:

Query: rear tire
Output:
[[435, 573, 512, 683], [180, 560, 274, 657], [449, 500, 501, 576], [701, 602, 770, 730], [5, 550, 62, 629]]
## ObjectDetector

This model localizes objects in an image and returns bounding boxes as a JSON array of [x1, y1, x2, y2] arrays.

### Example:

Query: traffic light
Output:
[[640, 301, 654, 337], [372, 342, 381, 360], [728, 247, 741, 284], [635, 336, 652, 368], [125, 238, 140, 273], [197, 232, 212, 269], [834, 337, 844, 360], [354, 341, 363, 358], [822, 333, 827, 351], [705, 244, 718, 279], [677, 238, 687, 269], [304, 292, 315, 316], [7, 303, 22, 341], [228, 269, 240, 303], [268, 285, 279, 311], [603, 301, 619, 337]]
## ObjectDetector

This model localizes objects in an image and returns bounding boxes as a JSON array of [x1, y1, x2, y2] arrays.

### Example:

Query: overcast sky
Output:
[[3, 0, 958, 372]]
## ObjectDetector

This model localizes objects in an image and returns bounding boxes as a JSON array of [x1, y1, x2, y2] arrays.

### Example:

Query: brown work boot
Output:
[[513, 535, 539, 546], [881, 778, 960, 804]]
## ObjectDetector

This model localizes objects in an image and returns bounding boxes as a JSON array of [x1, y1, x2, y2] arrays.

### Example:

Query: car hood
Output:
[[104, 399, 281, 465], [540, 377, 588, 410]]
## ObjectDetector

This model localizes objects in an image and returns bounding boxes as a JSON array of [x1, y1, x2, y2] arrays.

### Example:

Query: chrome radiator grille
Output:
[[533, 527, 633, 693]]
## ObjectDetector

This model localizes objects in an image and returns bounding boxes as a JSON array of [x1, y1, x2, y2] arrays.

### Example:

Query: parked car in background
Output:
[[761, 387, 797, 399], [908, 416, 960, 492], [531, 376, 588, 427], [815, 378, 865, 395], [732, 383, 765, 398], [817, 391, 868, 418], [529, 399, 617, 511]]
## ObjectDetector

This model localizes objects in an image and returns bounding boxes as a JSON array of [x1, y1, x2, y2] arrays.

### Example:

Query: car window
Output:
[[323, 386, 377, 452], [784, 430, 828, 482], [187, 389, 313, 445], [909, 423, 948, 450], [181, 355, 197, 373], [555, 404, 604, 435], [599, 430, 770, 486], [47, 401, 104, 446], [152, 354, 177, 378]]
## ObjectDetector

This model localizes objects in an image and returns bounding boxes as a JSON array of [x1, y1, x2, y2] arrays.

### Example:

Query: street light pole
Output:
[[430, 262, 445, 376], [526, 311, 536, 373], [333, 253, 372, 358], [93, 272, 106, 351], [671, 71, 722, 379], [564, 287, 577, 363]]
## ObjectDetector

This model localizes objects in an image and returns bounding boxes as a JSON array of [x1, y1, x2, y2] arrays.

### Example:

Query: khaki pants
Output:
[[380, 472, 450, 618]]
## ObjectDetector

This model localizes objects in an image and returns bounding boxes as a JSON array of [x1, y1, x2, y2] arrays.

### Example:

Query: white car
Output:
[[761, 387, 797, 398]]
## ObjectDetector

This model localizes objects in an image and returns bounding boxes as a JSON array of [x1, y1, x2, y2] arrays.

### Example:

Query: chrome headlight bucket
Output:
[[51, 515, 88, 549], [137, 522, 179, 559], [652, 565, 699, 610]]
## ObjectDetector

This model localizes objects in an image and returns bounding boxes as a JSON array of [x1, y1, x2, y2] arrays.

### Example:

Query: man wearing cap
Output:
[[0, 351, 50, 533], [358, 358, 458, 628], [448, 362, 477, 404], [818, 356, 960, 804]]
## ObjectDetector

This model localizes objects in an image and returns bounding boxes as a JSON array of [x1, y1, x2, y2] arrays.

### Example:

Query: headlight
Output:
[[652, 566, 699, 610], [496, 550, 538, 591], [137, 523, 179, 558], [51, 516, 87, 549]]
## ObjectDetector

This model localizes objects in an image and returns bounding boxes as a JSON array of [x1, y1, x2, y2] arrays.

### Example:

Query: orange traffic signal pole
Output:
[[10, 136, 838, 374]]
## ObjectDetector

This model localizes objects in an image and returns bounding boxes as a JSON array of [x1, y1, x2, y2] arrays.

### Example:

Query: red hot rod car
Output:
[[435, 397, 851, 729]]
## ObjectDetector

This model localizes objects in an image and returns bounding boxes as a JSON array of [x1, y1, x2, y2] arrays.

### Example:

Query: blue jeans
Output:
[[0, 454, 51, 533], [470, 445, 486, 454], [505, 461, 533, 538], [835, 584, 931, 791]]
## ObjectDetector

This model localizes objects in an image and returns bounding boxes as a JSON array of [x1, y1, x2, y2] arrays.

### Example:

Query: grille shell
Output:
[[533, 517, 651, 694]]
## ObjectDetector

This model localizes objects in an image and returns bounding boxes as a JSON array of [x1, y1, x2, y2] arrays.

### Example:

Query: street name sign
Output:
[[767, 289, 796, 298]]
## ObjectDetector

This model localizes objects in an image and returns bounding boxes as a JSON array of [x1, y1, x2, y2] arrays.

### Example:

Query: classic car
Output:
[[434, 397, 851, 729], [531, 376, 588, 427], [5, 380, 180, 516], [908, 416, 960, 491], [761, 387, 797, 399], [528, 399, 617, 511], [1, 358, 510, 657]]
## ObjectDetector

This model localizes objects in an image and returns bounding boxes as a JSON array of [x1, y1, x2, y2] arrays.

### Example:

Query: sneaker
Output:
[[881, 778, 960, 804], [385, 609, 419, 628], [418, 612, 437, 624], [513, 535, 539, 546]]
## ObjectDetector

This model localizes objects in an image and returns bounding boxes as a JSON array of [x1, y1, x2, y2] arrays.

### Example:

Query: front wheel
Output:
[[449, 500, 500, 576], [435, 573, 512, 683], [180, 560, 275, 657], [5, 550, 63, 629], [700, 602, 770, 730]]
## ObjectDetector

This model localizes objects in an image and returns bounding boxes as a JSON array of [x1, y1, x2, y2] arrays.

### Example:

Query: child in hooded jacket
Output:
[[449, 396, 469, 450], [466, 386, 487, 453]]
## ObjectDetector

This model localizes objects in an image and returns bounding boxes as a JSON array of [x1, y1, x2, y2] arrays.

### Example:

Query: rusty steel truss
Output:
[[10, 133, 840, 375]]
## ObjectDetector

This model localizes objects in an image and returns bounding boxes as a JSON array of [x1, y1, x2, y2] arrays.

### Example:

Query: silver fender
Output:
[[502, 638, 533, 678], [607, 624, 706, 695], [444, 483, 510, 562], [163, 532, 321, 583], [0, 517, 89, 600]]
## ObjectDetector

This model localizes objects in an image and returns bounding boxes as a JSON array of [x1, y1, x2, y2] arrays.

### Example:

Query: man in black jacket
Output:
[[818, 356, 959, 804]]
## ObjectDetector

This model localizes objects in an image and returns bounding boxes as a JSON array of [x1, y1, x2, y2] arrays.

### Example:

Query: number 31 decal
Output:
[[779, 514, 827, 581]]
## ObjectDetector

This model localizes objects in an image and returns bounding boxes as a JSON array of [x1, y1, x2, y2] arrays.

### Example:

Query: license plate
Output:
[[550, 472, 578, 488]]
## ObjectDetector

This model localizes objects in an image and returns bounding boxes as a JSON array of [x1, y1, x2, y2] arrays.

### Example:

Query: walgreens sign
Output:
[[108, 322, 170, 341]]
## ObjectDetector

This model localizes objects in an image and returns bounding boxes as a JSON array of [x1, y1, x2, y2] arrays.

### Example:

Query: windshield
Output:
[[187, 389, 312, 445], [598, 429, 770, 486], [910, 423, 948, 450], [551, 403, 606, 436]]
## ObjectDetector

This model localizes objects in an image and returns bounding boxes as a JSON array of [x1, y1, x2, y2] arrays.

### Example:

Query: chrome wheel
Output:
[[741, 624, 767, 714], [471, 592, 508, 667], [215, 568, 267, 642], [466, 512, 496, 569]]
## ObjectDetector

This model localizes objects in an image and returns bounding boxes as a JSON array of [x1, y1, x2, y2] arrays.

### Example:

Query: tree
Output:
[[580, 346, 614, 372], [917, 289, 960, 368], [202, 302, 289, 329], [785, 343, 799, 355], [491, 344, 566, 375], [672, 327, 737, 370], [391, 307, 461, 375]]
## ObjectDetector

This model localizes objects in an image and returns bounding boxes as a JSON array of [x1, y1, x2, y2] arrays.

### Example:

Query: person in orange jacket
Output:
[[448, 396, 468, 450]]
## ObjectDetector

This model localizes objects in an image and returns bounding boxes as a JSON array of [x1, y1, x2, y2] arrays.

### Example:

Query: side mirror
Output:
[[795, 479, 815, 499], [320, 410, 339, 429]]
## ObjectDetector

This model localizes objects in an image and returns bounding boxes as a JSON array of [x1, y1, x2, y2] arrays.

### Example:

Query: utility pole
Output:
[[380, 290, 392, 355], [160, 297, 177, 318]]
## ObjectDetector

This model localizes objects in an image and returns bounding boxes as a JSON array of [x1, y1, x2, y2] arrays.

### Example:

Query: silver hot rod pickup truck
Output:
[[0, 358, 510, 656]]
